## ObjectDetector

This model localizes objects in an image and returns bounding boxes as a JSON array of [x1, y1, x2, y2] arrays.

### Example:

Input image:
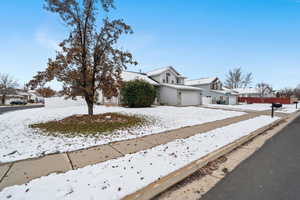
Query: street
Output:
[[0, 105, 44, 115], [201, 115, 300, 200]]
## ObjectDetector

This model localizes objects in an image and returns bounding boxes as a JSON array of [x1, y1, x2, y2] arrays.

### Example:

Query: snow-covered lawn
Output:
[[0, 105, 245, 163], [0, 115, 279, 200], [275, 104, 300, 114], [205, 103, 272, 111], [206, 103, 299, 113]]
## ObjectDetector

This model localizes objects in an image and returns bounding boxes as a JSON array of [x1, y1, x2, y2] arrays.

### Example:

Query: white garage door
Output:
[[229, 96, 237, 105], [202, 96, 212, 105], [181, 91, 201, 106]]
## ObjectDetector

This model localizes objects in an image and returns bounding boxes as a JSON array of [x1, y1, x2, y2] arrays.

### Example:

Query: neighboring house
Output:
[[233, 87, 274, 98], [1, 94, 25, 105], [27, 90, 45, 103], [147, 66, 202, 106], [185, 77, 238, 105], [1, 90, 33, 105]]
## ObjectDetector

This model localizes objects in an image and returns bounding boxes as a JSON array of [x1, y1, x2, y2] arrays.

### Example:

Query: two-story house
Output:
[[147, 66, 202, 106], [185, 77, 238, 105]]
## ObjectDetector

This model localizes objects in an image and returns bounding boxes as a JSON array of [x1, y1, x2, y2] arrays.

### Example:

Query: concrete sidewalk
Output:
[[0, 111, 281, 190]]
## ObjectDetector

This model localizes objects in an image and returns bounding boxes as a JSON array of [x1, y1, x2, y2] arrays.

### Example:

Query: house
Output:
[[99, 66, 202, 106], [147, 66, 202, 106], [233, 87, 274, 98], [185, 77, 238, 105]]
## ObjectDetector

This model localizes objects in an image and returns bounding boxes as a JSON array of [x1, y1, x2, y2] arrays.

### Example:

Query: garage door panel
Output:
[[181, 91, 201, 106]]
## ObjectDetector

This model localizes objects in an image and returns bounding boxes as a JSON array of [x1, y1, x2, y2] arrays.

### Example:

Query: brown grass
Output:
[[30, 112, 146, 136]]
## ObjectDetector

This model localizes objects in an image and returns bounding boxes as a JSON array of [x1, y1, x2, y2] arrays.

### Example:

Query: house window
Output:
[[163, 79, 165, 83], [171, 80, 174, 84], [176, 78, 179, 84], [166, 73, 170, 83]]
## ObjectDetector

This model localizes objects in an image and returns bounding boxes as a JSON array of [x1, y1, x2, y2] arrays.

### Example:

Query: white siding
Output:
[[202, 96, 212, 104], [151, 69, 183, 85], [229, 96, 237, 105]]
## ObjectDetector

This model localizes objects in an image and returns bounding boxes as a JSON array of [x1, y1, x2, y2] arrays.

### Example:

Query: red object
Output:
[[238, 97, 291, 104]]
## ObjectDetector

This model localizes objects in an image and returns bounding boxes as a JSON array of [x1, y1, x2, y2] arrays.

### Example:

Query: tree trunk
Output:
[[85, 97, 94, 116], [88, 102, 93, 115], [1, 95, 5, 105]]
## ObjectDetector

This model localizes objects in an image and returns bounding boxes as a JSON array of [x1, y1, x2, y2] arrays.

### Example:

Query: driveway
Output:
[[0, 105, 44, 115], [201, 115, 300, 200]]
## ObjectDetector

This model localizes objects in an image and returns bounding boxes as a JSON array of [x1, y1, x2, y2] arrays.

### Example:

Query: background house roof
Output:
[[233, 88, 261, 94], [121, 71, 159, 86], [185, 77, 218, 86], [161, 83, 202, 91]]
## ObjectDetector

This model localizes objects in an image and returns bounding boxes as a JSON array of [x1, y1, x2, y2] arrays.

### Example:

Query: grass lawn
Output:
[[30, 112, 146, 136]]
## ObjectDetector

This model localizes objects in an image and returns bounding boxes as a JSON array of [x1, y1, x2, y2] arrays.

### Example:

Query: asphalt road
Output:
[[0, 105, 44, 115], [201, 115, 300, 200]]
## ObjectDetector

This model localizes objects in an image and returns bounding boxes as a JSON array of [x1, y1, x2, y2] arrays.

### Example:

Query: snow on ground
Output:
[[275, 104, 300, 114], [0, 106, 245, 163], [206, 103, 300, 113], [205, 103, 272, 111], [0, 115, 279, 200]]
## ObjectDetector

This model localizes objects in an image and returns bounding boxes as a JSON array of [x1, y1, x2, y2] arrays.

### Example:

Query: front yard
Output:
[[0, 105, 245, 163], [0, 115, 279, 200]]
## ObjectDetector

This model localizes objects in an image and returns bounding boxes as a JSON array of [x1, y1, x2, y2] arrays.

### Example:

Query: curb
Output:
[[123, 112, 300, 200]]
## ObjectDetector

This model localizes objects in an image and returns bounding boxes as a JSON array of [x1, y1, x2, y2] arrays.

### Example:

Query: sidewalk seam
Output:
[[0, 164, 13, 185], [108, 145, 125, 156], [66, 153, 75, 170]]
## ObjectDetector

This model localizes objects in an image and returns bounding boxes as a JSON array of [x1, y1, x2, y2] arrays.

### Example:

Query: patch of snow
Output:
[[121, 71, 159, 86], [44, 97, 86, 108], [0, 106, 245, 163], [161, 83, 202, 91], [185, 77, 217, 86], [0, 115, 279, 200], [205, 103, 272, 111], [275, 104, 300, 114]]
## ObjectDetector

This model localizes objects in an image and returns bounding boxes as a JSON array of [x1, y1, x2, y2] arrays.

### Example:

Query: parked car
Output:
[[10, 100, 27, 105]]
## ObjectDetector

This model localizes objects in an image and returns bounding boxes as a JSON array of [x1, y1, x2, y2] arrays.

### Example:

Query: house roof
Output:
[[161, 83, 202, 91], [121, 71, 159, 86], [146, 66, 186, 78], [222, 87, 239, 95], [185, 77, 218, 86], [233, 88, 261, 94], [210, 89, 238, 96]]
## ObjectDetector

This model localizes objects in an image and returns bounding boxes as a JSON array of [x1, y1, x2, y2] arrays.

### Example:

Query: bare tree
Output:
[[295, 84, 300, 98], [256, 82, 273, 97], [27, 0, 137, 115], [224, 67, 253, 89], [277, 88, 294, 98], [0, 73, 19, 105]]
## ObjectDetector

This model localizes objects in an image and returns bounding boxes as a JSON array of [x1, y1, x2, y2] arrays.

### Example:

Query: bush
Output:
[[121, 79, 156, 107]]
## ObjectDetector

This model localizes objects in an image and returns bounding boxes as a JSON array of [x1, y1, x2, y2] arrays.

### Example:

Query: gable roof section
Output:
[[121, 71, 159, 86], [146, 66, 185, 77], [185, 77, 218, 86], [161, 83, 202, 91], [233, 88, 261, 94]]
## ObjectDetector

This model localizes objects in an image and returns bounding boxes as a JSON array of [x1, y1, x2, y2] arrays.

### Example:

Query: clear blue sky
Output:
[[0, 0, 300, 90]]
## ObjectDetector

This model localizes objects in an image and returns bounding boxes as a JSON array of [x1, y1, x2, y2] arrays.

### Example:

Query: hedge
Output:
[[121, 79, 156, 107]]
